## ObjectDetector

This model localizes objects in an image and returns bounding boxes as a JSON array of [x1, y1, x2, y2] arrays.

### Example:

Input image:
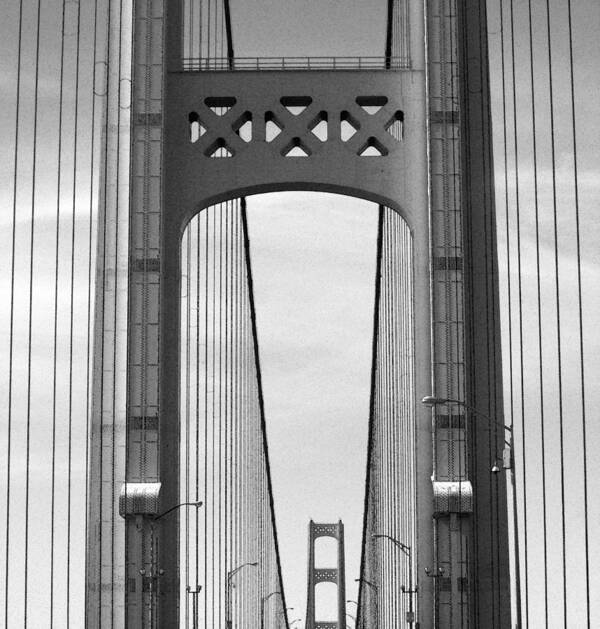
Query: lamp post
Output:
[[141, 500, 202, 625], [421, 396, 513, 471], [421, 395, 522, 628], [355, 577, 378, 593], [186, 585, 202, 629], [226, 562, 258, 628], [347, 599, 358, 628], [372, 534, 416, 626], [260, 591, 282, 629], [278, 607, 293, 625]]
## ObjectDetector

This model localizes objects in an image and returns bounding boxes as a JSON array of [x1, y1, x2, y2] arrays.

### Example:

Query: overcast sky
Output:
[[0, 0, 598, 627]]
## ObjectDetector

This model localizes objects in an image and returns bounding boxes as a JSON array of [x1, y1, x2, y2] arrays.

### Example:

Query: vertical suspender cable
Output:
[[218, 202, 224, 629], [382, 216, 390, 628], [85, 0, 103, 624], [84, 0, 99, 624], [213, 203, 218, 623], [184, 225, 191, 628], [110, 1, 128, 622], [233, 203, 239, 626], [4, 0, 25, 624], [50, 1, 69, 624], [508, 1, 530, 624], [388, 215, 396, 629], [543, 2, 568, 623], [23, 0, 44, 624], [203, 207, 209, 629], [565, 2, 590, 623], [195, 213, 200, 620], [526, 0, 548, 623], [388, 214, 395, 628], [66, 0, 83, 623], [498, 4, 519, 625], [225, 202, 231, 622], [97, 0, 114, 621]]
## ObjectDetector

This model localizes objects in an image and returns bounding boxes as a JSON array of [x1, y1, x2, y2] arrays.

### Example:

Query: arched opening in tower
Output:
[[315, 582, 339, 622], [314, 536, 339, 569], [178, 191, 416, 626]]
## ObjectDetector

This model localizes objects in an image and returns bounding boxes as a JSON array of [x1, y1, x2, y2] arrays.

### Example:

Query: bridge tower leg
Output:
[[305, 521, 347, 629]]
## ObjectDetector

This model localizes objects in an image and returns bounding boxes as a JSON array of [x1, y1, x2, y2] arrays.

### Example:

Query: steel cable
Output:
[[84, 0, 104, 624], [565, 1, 590, 623], [505, 2, 531, 624], [23, 0, 44, 624], [4, 0, 25, 624], [50, 0, 69, 623], [65, 0, 83, 623], [524, 0, 549, 623], [356, 205, 384, 627], [543, 2, 568, 623]]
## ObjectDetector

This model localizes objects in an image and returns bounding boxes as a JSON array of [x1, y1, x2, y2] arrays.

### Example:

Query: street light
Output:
[[421, 396, 512, 471], [278, 607, 294, 627], [153, 500, 203, 520], [138, 499, 202, 622], [289, 619, 302, 627], [372, 534, 416, 626], [347, 599, 358, 626], [226, 561, 258, 628], [260, 591, 282, 629], [186, 585, 202, 629], [421, 394, 522, 627], [355, 577, 378, 593], [422, 396, 512, 460]]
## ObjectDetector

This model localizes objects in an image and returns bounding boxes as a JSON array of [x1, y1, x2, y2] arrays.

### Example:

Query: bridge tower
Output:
[[85, 0, 511, 627], [305, 521, 347, 629]]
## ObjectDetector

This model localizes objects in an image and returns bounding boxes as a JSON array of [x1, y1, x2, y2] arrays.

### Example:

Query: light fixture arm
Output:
[[227, 561, 259, 628], [372, 534, 416, 625], [421, 396, 511, 444], [153, 500, 203, 521]]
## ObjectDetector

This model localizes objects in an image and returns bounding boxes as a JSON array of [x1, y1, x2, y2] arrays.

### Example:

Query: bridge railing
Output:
[[180, 55, 410, 71]]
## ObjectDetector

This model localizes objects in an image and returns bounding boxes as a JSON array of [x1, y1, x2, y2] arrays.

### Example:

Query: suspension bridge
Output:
[[1, 0, 598, 627]]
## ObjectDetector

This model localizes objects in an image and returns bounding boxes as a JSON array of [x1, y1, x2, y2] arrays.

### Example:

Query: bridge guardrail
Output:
[[180, 56, 410, 71]]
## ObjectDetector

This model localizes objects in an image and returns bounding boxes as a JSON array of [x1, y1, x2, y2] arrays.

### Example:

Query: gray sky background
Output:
[[246, 195, 378, 620], [0, 0, 599, 626]]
